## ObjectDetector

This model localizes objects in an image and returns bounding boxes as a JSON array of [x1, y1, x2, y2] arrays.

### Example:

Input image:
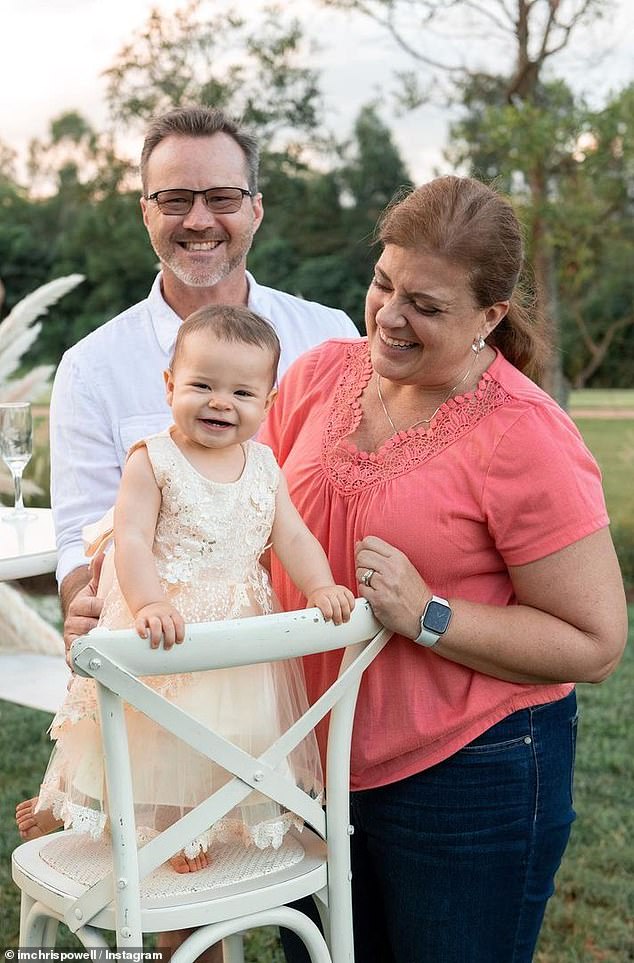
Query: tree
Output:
[[249, 104, 413, 324], [449, 78, 634, 387], [555, 85, 634, 387], [0, 113, 157, 365], [320, 0, 615, 400], [104, 1, 322, 148]]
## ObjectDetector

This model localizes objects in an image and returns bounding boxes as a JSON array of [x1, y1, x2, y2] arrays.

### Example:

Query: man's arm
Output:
[[50, 349, 123, 657], [50, 350, 124, 588]]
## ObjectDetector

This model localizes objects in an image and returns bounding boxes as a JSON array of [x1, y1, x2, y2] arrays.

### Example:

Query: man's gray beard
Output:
[[159, 254, 242, 288]]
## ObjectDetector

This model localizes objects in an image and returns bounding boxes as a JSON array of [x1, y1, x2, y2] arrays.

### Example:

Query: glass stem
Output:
[[13, 469, 25, 514]]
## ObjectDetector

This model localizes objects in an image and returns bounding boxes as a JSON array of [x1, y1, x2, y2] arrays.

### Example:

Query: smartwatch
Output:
[[414, 595, 452, 648]]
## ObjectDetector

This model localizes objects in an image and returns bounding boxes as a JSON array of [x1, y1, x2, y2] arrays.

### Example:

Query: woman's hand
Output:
[[306, 585, 356, 625], [355, 536, 430, 639], [134, 601, 185, 649]]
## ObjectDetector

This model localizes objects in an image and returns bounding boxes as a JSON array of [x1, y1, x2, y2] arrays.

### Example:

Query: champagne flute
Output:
[[0, 402, 33, 517]]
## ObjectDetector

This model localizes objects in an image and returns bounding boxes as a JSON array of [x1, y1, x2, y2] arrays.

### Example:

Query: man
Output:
[[52, 106, 358, 648]]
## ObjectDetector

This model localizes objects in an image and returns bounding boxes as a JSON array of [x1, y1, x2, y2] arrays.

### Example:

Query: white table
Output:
[[0, 508, 67, 712], [0, 507, 57, 581]]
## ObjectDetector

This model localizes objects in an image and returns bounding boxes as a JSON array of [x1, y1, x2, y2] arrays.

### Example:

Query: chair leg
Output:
[[42, 917, 59, 947], [19, 892, 36, 946], [171, 909, 332, 963], [20, 899, 54, 948], [222, 934, 245, 963]]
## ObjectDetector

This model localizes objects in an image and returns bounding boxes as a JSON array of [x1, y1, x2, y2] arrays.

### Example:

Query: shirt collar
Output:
[[149, 273, 182, 356]]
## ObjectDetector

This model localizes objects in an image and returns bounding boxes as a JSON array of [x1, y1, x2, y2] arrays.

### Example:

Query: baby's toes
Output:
[[169, 853, 191, 874]]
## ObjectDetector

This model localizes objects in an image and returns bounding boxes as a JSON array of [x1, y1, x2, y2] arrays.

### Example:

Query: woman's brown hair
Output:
[[378, 176, 549, 380]]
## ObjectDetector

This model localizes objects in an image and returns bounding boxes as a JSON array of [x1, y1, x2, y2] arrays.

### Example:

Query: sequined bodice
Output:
[[148, 432, 278, 587], [96, 432, 281, 630]]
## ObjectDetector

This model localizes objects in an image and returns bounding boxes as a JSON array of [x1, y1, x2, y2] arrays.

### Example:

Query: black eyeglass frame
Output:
[[145, 186, 253, 215]]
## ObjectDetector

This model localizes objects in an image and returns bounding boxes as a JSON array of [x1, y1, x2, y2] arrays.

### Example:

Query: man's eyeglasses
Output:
[[145, 187, 253, 216]]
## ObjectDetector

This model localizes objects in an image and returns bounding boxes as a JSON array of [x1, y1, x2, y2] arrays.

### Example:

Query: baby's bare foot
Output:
[[169, 850, 210, 874], [15, 797, 63, 841]]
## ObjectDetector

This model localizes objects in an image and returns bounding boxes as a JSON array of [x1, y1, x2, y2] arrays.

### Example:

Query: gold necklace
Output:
[[376, 354, 477, 434]]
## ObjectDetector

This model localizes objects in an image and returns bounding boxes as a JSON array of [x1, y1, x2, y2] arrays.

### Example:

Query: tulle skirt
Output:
[[36, 566, 323, 858]]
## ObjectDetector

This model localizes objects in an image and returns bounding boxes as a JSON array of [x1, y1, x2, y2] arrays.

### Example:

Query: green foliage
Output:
[[556, 85, 634, 387], [104, 1, 322, 144], [448, 78, 634, 388], [251, 104, 412, 326], [326, 0, 627, 395], [0, 184, 156, 365], [0, 114, 158, 365]]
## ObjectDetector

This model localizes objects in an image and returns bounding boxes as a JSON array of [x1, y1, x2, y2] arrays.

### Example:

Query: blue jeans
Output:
[[281, 691, 578, 963]]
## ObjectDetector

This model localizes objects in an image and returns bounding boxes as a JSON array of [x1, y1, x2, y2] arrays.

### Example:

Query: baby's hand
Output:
[[134, 602, 185, 649], [306, 585, 356, 626]]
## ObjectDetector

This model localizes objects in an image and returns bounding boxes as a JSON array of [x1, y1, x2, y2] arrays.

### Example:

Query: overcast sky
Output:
[[1, 0, 632, 185]]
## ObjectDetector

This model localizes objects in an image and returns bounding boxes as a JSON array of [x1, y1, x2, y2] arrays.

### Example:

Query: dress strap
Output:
[[82, 507, 115, 557]]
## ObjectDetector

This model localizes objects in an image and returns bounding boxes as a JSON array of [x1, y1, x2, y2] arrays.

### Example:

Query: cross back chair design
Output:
[[12, 602, 390, 963]]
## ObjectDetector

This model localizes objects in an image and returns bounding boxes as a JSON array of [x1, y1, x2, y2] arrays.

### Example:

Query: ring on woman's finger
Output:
[[360, 568, 376, 588]]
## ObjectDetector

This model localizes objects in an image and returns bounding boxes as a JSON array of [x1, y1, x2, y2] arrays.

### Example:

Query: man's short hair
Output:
[[170, 304, 280, 385], [140, 107, 260, 195]]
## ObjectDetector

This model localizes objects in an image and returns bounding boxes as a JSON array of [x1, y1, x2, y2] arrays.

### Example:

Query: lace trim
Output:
[[38, 791, 310, 858], [38, 786, 108, 839], [321, 342, 513, 493]]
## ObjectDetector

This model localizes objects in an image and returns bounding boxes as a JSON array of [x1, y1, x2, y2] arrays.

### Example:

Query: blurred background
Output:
[[1, 1, 632, 958]]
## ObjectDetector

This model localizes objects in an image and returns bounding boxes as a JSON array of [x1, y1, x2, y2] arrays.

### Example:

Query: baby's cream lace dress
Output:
[[36, 430, 323, 859]]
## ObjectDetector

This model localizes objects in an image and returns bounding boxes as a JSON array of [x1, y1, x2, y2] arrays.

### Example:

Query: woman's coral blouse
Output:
[[261, 340, 609, 791]]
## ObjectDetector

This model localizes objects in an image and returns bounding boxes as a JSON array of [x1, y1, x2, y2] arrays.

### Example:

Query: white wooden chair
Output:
[[12, 602, 390, 962]]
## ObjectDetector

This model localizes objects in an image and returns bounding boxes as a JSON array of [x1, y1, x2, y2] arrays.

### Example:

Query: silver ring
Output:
[[361, 568, 375, 588]]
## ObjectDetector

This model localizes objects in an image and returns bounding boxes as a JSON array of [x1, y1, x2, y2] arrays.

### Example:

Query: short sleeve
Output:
[[483, 404, 609, 566]]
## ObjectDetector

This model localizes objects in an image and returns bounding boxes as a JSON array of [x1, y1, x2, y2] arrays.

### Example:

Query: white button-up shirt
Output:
[[50, 271, 358, 584]]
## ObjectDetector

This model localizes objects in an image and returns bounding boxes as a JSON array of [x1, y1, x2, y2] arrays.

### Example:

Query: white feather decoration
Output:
[[0, 272, 83, 401], [2, 365, 56, 404], [0, 583, 64, 656], [0, 274, 82, 660], [0, 273, 84, 357], [0, 322, 43, 384]]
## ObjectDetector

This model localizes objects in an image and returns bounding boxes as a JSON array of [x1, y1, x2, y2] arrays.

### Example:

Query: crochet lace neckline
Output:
[[321, 341, 512, 493]]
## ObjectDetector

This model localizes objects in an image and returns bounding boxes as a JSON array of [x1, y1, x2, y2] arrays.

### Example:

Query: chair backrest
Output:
[[65, 601, 390, 952]]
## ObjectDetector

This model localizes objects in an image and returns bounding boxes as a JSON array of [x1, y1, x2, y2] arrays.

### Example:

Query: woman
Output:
[[261, 176, 627, 963]]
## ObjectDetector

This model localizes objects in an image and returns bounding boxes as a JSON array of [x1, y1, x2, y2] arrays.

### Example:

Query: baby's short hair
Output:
[[170, 304, 281, 384]]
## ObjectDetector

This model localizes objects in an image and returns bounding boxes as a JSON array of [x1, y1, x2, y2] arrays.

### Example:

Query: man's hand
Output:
[[61, 558, 105, 665]]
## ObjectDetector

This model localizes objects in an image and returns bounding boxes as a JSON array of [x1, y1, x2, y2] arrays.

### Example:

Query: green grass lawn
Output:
[[2, 610, 632, 960], [570, 389, 634, 410], [573, 418, 634, 530]]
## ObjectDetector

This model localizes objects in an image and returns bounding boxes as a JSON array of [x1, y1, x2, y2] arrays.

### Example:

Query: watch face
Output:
[[423, 599, 452, 634]]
